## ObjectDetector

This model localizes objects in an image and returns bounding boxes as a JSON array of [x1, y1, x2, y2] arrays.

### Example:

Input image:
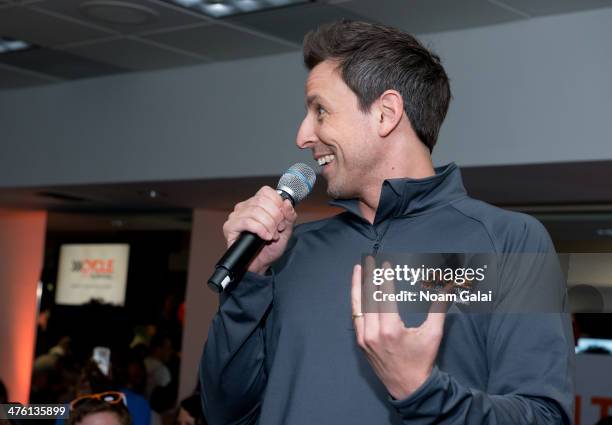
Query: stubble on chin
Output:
[[325, 177, 342, 199], [325, 175, 356, 200]]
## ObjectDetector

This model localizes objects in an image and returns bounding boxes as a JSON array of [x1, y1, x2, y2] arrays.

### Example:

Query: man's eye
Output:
[[316, 105, 326, 117]]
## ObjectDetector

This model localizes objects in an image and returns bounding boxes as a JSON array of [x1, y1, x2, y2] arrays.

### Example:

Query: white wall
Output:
[[0, 51, 309, 187], [0, 8, 610, 187], [424, 8, 612, 167], [178, 209, 224, 402]]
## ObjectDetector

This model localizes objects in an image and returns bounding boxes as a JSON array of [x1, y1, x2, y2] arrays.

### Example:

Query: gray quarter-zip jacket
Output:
[[200, 163, 574, 425]]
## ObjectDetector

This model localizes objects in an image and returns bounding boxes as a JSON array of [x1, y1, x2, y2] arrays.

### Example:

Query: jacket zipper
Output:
[[372, 219, 394, 255]]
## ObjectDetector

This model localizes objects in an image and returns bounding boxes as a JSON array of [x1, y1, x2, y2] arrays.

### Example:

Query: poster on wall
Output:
[[55, 244, 130, 306]]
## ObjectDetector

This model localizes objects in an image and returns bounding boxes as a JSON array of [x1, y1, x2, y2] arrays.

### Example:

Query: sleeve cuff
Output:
[[219, 272, 274, 322], [388, 366, 444, 412], [219, 270, 274, 310]]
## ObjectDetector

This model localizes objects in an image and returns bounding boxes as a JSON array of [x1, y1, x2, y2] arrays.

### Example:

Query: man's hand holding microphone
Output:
[[223, 186, 297, 276], [207, 163, 316, 292]]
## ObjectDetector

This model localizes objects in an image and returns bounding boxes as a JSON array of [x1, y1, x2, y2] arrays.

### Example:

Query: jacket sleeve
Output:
[[390, 216, 575, 424], [390, 313, 574, 424], [200, 271, 274, 425]]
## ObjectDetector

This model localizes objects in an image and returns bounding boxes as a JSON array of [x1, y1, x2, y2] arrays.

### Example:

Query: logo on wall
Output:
[[72, 259, 115, 278], [55, 244, 130, 306]]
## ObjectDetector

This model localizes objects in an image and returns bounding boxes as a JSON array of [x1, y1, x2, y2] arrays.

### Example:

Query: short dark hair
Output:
[[303, 20, 451, 151], [68, 399, 131, 425]]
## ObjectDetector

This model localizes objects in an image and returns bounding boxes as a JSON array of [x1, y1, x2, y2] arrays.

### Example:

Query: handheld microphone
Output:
[[207, 163, 316, 293]]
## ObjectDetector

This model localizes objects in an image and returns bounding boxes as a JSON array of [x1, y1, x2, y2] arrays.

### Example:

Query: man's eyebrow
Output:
[[306, 95, 320, 107]]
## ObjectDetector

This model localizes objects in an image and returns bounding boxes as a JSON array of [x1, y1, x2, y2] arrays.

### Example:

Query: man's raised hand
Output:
[[351, 259, 447, 400]]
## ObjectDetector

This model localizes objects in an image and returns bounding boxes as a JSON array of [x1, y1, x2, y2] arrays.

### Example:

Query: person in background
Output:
[[31, 336, 73, 404], [144, 334, 173, 399], [144, 334, 177, 425], [0, 378, 7, 404], [175, 394, 206, 425], [33, 336, 71, 372], [68, 397, 131, 425], [157, 293, 183, 352], [34, 307, 52, 357], [0, 379, 22, 425], [124, 353, 147, 396], [57, 359, 151, 425]]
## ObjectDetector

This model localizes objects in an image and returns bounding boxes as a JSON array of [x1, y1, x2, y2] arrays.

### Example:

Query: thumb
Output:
[[283, 199, 298, 224], [423, 299, 447, 336]]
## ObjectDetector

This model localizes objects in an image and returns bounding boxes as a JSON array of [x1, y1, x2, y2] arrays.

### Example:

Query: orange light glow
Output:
[[0, 210, 47, 403]]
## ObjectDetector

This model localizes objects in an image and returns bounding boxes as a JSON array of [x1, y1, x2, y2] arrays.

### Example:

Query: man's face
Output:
[[296, 60, 380, 199], [78, 412, 122, 425]]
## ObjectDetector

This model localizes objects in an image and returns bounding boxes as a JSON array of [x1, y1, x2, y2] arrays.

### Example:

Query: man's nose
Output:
[[296, 115, 316, 150]]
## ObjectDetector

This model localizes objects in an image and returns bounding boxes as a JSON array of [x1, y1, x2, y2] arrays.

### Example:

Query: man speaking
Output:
[[200, 20, 574, 424]]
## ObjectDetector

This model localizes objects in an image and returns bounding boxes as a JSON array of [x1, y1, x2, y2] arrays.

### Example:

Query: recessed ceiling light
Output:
[[0, 37, 33, 54], [138, 189, 166, 199], [164, 0, 312, 19], [79, 0, 160, 25]]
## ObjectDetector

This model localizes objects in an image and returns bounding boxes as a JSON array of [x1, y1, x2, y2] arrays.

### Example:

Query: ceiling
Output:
[[1, 0, 611, 90]]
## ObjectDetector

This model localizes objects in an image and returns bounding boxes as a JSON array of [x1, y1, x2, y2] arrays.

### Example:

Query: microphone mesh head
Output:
[[277, 163, 316, 204]]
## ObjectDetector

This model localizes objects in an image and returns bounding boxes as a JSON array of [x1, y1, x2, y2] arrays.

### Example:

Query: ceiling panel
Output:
[[144, 24, 296, 61], [0, 5, 113, 46], [337, 0, 524, 34], [63, 37, 208, 71], [495, 0, 612, 17], [228, 2, 371, 44], [0, 64, 56, 89], [0, 47, 126, 78], [33, 0, 207, 36]]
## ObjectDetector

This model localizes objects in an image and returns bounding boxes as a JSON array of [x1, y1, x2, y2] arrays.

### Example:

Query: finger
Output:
[[235, 191, 284, 226], [282, 199, 297, 223], [423, 296, 448, 336], [351, 264, 364, 346], [363, 255, 381, 312], [362, 256, 380, 344], [246, 195, 285, 224], [235, 216, 273, 241], [278, 200, 297, 233], [246, 195, 285, 231], [379, 261, 403, 329], [256, 186, 284, 208], [234, 205, 278, 239]]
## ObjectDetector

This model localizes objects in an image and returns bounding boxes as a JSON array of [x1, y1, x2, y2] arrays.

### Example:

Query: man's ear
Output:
[[376, 90, 404, 137]]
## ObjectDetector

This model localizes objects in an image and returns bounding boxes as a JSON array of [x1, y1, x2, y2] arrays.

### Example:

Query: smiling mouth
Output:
[[317, 154, 335, 166]]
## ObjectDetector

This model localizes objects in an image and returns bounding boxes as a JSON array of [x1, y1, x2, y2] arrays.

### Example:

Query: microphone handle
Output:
[[207, 232, 265, 293], [207, 191, 293, 293]]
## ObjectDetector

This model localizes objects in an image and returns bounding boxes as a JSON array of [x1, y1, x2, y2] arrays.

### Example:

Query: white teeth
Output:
[[317, 154, 335, 166]]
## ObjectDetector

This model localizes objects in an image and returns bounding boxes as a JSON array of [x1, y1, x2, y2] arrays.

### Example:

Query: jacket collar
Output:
[[328, 163, 467, 225]]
